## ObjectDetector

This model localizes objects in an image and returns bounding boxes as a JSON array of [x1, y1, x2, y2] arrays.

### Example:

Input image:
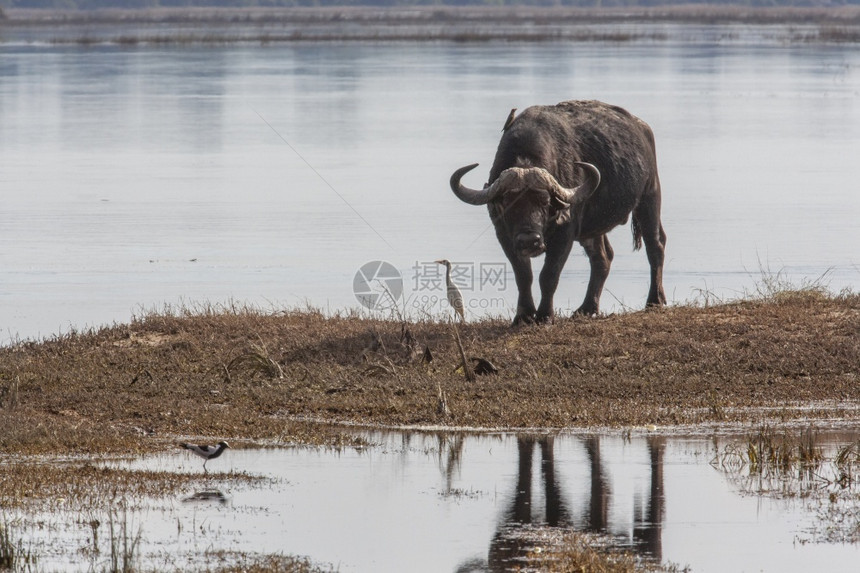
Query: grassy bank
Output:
[[1, 289, 857, 456]]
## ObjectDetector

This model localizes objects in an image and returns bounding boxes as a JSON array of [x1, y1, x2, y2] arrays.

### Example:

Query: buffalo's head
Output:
[[449, 162, 601, 258]]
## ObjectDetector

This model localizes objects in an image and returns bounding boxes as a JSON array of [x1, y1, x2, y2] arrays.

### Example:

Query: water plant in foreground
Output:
[[106, 506, 141, 573], [712, 425, 826, 495], [0, 517, 35, 572]]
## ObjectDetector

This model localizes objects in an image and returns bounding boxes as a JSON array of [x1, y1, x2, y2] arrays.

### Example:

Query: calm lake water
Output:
[[12, 429, 860, 572], [2, 41, 860, 340]]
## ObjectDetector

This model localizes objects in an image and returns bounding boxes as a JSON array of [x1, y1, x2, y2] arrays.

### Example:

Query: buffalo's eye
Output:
[[499, 193, 521, 211], [525, 189, 551, 208], [488, 203, 503, 222], [502, 192, 519, 205]]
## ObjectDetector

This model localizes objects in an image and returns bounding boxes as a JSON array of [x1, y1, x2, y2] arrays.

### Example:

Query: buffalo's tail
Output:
[[632, 216, 643, 251]]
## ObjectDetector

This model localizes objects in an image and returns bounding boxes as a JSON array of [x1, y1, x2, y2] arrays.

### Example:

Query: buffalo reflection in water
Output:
[[455, 435, 665, 572]]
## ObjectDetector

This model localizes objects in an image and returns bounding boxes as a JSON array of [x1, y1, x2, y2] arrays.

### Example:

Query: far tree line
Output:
[[3, 0, 860, 10]]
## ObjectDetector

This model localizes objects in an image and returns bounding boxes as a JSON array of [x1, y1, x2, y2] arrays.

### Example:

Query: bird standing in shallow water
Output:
[[180, 440, 229, 472], [435, 259, 465, 322]]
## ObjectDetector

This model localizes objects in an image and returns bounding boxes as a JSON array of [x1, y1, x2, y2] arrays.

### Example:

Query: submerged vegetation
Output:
[[528, 530, 683, 573], [0, 462, 263, 511], [713, 425, 827, 494], [713, 425, 860, 492], [711, 426, 860, 545]]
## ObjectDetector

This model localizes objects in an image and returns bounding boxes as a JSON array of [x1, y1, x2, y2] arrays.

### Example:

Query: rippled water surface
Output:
[[12, 430, 860, 572], [2, 42, 860, 340]]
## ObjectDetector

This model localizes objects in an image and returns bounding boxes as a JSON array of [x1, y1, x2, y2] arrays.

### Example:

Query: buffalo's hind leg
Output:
[[633, 191, 667, 307], [575, 234, 614, 316]]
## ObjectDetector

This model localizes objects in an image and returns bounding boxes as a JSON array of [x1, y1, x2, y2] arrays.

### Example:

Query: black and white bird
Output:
[[435, 259, 465, 322], [180, 440, 229, 472]]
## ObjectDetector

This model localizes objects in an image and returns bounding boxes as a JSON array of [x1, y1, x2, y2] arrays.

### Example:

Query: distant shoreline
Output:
[[3, 6, 860, 44]]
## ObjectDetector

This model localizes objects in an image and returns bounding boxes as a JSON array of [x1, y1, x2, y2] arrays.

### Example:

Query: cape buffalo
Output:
[[450, 100, 666, 325]]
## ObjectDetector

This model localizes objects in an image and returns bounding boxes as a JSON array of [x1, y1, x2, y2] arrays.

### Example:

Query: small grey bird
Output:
[[435, 259, 465, 322], [180, 440, 230, 472], [502, 108, 517, 132]]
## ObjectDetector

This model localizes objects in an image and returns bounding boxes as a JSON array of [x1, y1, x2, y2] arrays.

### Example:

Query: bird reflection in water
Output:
[[182, 490, 229, 505]]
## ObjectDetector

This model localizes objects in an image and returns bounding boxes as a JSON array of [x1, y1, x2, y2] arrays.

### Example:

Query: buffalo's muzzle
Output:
[[516, 232, 545, 257]]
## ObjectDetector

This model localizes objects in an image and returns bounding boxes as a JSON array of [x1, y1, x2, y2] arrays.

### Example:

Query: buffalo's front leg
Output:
[[576, 234, 614, 316], [497, 228, 537, 325], [510, 255, 537, 325], [536, 229, 576, 323]]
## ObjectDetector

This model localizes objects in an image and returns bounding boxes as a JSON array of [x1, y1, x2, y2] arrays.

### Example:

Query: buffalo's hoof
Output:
[[535, 313, 555, 325], [511, 313, 536, 327], [573, 305, 598, 317]]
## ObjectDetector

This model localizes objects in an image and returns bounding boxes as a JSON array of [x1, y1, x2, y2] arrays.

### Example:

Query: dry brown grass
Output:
[[0, 291, 858, 455]]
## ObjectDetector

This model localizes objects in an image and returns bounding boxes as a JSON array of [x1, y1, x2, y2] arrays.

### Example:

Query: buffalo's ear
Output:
[[488, 201, 503, 224], [570, 162, 601, 208], [551, 197, 571, 224]]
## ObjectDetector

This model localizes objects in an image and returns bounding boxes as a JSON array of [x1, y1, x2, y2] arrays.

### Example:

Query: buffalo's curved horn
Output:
[[450, 163, 498, 206], [552, 161, 601, 203]]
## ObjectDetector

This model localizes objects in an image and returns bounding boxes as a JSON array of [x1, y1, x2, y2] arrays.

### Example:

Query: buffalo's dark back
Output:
[[488, 100, 659, 240]]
